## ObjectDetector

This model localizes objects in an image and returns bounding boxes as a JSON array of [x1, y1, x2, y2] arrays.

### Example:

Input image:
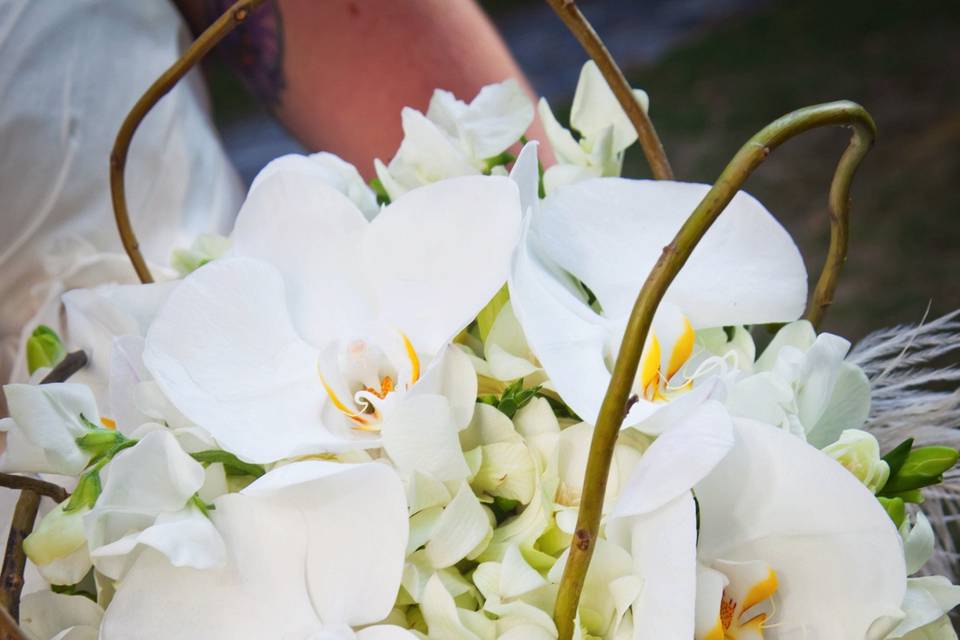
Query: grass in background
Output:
[[619, 0, 960, 339]]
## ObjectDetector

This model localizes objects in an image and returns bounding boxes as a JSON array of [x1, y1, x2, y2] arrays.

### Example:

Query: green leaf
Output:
[[881, 438, 914, 478], [877, 496, 906, 528], [190, 450, 266, 478], [25, 325, 66, 374], [476, 285, 510, 343]]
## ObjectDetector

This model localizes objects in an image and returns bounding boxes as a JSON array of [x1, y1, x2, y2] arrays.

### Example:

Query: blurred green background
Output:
[[208, 0, 960, 342]]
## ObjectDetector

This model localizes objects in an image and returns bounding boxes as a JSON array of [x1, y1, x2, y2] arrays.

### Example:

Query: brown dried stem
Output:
[[0, 475, 68, 504], [0, 350, 88, 622], [553, 101, 876, 639], [110, 0, 267, 284], [544, 0, 674, 180]]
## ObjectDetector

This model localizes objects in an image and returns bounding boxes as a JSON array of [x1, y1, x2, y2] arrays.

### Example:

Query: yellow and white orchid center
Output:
[[637, 315, 695, 402], [317, 332, 422, 432], [100, 417, 117, 430], [697, 561, 779, 640]]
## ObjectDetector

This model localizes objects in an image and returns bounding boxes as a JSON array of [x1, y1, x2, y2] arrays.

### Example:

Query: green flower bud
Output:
[[881, 445, 960, 494], [25, 325, 65, 374], [822, 429, 890, 494], [877, 496, 906, 528], [23, 502, 88, 567]]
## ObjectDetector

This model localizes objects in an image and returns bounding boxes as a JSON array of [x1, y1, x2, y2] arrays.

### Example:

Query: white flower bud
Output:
[[822, 429, 890, 494], [23, 502, 92, 585]]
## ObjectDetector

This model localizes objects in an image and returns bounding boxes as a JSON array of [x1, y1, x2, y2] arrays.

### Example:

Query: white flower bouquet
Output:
[[3, 1, 959, 639]]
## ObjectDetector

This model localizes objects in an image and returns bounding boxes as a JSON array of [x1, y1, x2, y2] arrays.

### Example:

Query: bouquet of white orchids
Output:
[[3, 3, 960, 640]]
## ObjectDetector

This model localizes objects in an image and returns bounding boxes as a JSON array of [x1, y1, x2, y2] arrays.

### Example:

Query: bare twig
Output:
[[0, 475, 68, 504], [553, 101, 876, 639], [0, 350, 87, 622], [39, 351, 88, 385], [0, 602, 29, 640], [545, 0, 674, 180], [110, 0, 267, 284], [0, 492, 39, 622]]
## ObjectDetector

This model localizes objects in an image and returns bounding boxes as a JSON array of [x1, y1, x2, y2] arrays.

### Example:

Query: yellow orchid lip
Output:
[[639, 316, 696, 403], [703, 566, 779, 640], [317, 331, 423, 432]]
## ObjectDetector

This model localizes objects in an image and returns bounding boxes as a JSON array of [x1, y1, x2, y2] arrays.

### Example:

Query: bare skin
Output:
[[176, 0, 552, 177]]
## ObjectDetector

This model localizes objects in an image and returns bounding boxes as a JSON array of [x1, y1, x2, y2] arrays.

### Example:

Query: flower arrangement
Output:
[[2, 1, 959, 639]]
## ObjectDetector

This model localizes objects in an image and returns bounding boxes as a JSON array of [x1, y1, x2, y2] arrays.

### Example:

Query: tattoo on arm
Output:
[[205, 0, 286, 107]]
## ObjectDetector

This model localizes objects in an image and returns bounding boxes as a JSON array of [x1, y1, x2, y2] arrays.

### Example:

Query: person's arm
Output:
[[176, 0, 549, 176]]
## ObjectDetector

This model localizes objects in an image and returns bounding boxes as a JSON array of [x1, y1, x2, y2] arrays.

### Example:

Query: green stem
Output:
[[110, 0, 267, 284], [544, 0, 674, 180], [552, 101, 876, 639]]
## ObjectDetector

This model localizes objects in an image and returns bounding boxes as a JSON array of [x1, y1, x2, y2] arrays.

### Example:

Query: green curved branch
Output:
[[110, 0, 267, 284], [552, 100, 877, 639], [544, 0, 674, 180]]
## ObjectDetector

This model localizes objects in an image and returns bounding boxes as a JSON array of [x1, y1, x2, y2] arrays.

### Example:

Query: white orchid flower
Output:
[[83, 430, 225, 581], [887, 512, 960, 639], [375, 79, 534, 201], [100, 461, 414, 640], [0, 382, 104, 475], [610, 419, 906, 639], [21, 591, 103, 640], [724, 320, 871, 447], [144, 156, 522, 465], [538, 61, 650, 194], [509, 176, 807, 434]]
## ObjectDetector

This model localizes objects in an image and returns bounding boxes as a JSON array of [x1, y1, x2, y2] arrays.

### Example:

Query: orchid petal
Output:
[[1, 382, 98, 474], [509, 141, 541, 217], [508, 210, 611, 424], [570, 60, 649, 152], [62, 281, 177, 400], [102, 461, 407, 638], [411, 346, 478, 429], [695, 419, 907, 639], [608, 494, 698, 640], [21, 592, 102, 640], [143, 258, 349, 463], [537, 98, 586, 167], [363, 175, 522, 354], [242, 461, 409, 627], [457, 78, 534, 159], [426, 482, 493, 568], [529, 178, 807, 326], [232, 154, 374, 346], [612, 399, 734, 518]]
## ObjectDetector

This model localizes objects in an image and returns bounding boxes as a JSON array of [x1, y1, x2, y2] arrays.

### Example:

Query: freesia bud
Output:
[[23, 502, 91, 584], [25, 325, 65, 374], [881, 445, 960, 494], [822, 429, 890, 494]]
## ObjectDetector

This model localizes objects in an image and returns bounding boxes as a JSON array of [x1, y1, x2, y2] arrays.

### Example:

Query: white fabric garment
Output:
[[0, 0, 243, 385]]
